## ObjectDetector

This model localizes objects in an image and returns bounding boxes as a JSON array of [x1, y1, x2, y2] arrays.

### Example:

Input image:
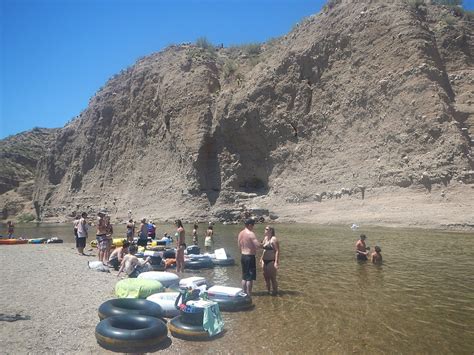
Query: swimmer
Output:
[[371, 245, 383, 265], [355, 234, 369, 262]]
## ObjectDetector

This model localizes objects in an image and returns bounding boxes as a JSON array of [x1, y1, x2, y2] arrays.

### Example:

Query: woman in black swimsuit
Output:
[[261, 226, 280, 295]]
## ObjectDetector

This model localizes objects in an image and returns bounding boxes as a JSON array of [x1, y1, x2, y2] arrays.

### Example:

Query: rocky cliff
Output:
[[0, 128, 57, 219], [2, 0, 473, 224]]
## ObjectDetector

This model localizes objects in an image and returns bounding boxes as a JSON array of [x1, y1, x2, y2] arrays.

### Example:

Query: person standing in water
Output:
[[137, 218, 148, 248], [192, 223, 199, 246], [204, 225, 214, 253], [126, 219, 135, 242], [355, 234, 369, 262], [261, 225, 280, 295], [175, 219, 186, 273], [371, 245, 383, 265], [238, 219, 261, 296]]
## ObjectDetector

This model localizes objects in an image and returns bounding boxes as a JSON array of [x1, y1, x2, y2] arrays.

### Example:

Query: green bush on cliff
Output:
[[18, 213, 36, 223]]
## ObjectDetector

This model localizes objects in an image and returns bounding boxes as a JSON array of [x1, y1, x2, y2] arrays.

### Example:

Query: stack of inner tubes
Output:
[[95, 298, 168, 352]]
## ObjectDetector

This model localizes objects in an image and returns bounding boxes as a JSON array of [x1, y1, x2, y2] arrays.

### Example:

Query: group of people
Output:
[[73, 210, 381, 296], [237, 219, 280, 297], [355, 234, 383, 265], [174, 219, 215, 272], [73, 210, 113, 262]]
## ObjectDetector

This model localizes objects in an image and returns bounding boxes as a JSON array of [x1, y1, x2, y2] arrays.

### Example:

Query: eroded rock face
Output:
[[0, 128, 57, 219], [3, 1, 474, 221]]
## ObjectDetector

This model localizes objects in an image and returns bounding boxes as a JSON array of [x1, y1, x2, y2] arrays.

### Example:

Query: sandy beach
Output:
[[0, 244, 240, 354], [0, 245, 119, 353]]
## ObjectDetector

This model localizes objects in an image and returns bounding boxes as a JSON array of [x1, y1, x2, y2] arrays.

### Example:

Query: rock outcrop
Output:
[[0, 128, 57, 219], [1, 1, 473, 223]]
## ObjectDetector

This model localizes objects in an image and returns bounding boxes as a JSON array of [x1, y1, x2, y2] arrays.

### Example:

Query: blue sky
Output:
[[1, 0, 473, 139]]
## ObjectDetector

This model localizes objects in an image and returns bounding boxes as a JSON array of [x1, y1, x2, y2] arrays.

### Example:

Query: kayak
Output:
[[0, 239, 28, 245], [28, 238, 47, 244]]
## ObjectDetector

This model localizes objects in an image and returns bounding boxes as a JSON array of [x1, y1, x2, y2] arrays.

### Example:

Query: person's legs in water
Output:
[[263, 260, 272, 293]]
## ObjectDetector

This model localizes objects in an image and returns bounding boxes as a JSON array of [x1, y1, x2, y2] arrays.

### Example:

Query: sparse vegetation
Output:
[[431, 0, 462, 5], [441, 13, 457, 25], [18, 213, 36, 223], [242, 43, 262, 56], [406, 0, 425, 10], [196, 37, 214, 51], [323, 0, 341, 12], [223, 59, 237, 78], [190, 37, 217, 60]]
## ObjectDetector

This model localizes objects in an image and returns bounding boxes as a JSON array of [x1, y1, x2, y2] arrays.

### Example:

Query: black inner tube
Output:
[[99, 298, 164, 320]]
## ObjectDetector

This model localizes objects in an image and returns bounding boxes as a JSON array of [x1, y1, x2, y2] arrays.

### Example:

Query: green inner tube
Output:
[[95, 315, 168, 352]]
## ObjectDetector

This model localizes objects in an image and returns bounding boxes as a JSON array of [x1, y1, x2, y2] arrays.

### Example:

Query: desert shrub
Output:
[[266, 37, 280, 47], [223, 59, 237, 78], [196, 37, 213, 50], [18, 213, 36, 223], [406, 0, 425, 10], [441, 13, 457, 25], [242, 43, 261, 56], [249, 56, 261, 67]]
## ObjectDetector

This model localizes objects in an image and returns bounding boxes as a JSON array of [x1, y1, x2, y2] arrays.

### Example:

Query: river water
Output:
[[3, 222, 474, 353]]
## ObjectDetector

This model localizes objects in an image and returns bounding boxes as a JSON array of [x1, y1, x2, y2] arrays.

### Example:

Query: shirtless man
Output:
[[117, 245, 150, 278], [109, 242, 130, 270], [238, 219, 261, 296], [355, 234, 369, 262], [96, 210, 108, 265]]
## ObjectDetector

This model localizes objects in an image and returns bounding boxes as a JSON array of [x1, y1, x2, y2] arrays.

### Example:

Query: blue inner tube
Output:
[[96, 315, 168, 352], [168, 315, 211, 341], [208, 294, 253, 312], [185, 258, 214, 269], [98, 298, 164, 320], [212, 257, 235, 266]]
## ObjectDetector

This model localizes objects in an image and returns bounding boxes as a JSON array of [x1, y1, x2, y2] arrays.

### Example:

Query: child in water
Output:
[[371, 246, 382, 265]]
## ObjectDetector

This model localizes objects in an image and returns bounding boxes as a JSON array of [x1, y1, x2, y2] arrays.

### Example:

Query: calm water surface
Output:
[[4, 222, 474, 353]]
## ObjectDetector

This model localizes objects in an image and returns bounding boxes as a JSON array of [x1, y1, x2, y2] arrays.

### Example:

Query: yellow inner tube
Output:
[[90, 238, 126, 248]]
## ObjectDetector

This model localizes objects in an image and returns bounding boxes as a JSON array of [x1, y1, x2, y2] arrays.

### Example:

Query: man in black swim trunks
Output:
[[238, 218, 261, 296]]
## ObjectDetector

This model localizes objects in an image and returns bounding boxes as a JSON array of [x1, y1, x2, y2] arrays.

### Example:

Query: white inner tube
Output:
[[137, 271, 180, 288], [146, 292, 180, 317]]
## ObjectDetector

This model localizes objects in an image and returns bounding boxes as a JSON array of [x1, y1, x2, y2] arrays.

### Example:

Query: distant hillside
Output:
[[1, 0, 473, 226]]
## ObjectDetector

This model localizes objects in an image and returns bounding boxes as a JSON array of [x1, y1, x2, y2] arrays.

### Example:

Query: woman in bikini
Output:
[[261, 225, 280, 296], [175, 219, 186, 272]]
